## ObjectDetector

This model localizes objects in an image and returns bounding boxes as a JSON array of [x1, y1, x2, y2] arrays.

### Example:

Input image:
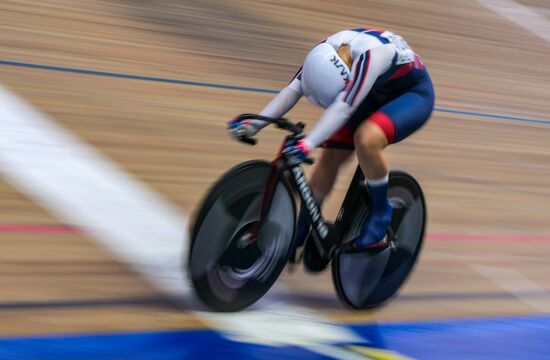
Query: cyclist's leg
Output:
[[310, 120, 358, 198], [291, 147, 353, 261], [353, 72, 434, 247], [309, 147, 354, 198], [354, 121, 389, 179], [353, 119, 393, 247], [291, 122, 355, 261]]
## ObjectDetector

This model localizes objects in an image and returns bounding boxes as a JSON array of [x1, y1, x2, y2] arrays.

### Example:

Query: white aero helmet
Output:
[[301, 42, 351, 108]]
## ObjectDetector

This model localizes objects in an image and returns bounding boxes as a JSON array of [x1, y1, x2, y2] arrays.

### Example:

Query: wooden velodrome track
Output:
[[1, 0, 549, 348]]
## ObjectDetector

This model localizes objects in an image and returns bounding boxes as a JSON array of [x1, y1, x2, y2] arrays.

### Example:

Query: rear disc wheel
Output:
[[332, 170, 426, 309]]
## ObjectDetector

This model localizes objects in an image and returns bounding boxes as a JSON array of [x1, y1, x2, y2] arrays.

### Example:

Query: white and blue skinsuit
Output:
[[254, 28, 435, 149]]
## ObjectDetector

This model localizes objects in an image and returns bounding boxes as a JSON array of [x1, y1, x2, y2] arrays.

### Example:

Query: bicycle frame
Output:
[[233, 113, 371, 261], [255, 152, 369, 262], [285, 161, 330, 256]]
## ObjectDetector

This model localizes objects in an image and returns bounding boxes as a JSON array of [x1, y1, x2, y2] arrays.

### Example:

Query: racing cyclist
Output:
[[228, 28, 435, 257]]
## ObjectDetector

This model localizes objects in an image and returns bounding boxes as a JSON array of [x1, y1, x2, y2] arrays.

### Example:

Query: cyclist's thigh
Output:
[[323, 95, 378, 149], [370, 80, 434, 144]]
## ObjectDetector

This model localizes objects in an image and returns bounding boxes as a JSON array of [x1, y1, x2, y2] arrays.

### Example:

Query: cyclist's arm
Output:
[[303, 44, 395, 149], [249, 69, 303, 129]]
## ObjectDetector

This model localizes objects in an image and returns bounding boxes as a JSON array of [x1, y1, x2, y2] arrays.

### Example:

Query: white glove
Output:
[[227, 120, 259, 139]]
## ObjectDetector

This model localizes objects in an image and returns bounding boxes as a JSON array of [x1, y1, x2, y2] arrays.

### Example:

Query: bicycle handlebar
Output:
[[235, 113, 305, 138], [238, 136, 257, 145], [233, 113, 314, 165]]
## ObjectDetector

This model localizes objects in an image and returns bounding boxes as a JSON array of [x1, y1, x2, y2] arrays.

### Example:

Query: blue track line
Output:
[[2, 60, 549, 125], [1, 314, 549, 359], [0, 296, 177, 310], [435, 108, 550, 125]]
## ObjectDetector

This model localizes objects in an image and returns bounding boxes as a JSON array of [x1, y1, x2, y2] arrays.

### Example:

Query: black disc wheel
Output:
[[188, 160, 296, 312], [332, 170, 426, 309]]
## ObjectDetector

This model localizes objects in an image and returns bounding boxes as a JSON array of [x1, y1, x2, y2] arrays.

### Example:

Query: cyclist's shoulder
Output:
[[326, 28, 394, 53]]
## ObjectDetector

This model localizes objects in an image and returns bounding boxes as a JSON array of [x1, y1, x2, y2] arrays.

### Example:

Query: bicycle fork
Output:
[[248, 160, 284, 244], [251, 158, 339, 261]]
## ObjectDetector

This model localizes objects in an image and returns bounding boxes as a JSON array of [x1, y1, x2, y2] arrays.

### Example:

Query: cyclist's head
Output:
[[301, 43, 351, 108]]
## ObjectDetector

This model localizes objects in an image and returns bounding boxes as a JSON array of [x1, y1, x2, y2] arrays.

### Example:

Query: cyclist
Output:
[[228, 28, 434, 254]]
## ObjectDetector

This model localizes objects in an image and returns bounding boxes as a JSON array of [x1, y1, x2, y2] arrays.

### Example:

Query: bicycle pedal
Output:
[[366, 236, 389, 249], [386, 227, 397, 243]]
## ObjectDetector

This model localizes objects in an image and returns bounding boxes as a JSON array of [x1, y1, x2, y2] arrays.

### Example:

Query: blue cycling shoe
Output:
[[355, 200, 392, 248], [354, 179, 393, 248]]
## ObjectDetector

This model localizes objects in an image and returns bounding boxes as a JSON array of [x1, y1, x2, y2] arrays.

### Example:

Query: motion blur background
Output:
[[1, 1, 549, 359]]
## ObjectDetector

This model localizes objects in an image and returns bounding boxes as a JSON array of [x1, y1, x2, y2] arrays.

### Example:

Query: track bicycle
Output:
[[188, 114, 426, 311]]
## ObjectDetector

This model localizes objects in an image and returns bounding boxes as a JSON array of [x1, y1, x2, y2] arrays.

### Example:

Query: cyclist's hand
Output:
[[283, 139, 311, 165], [227, 118, 258, 140]]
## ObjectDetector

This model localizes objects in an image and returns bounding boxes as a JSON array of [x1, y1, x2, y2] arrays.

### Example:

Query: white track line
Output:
[[0, 84, 189, 296], [471, 264, 550, 313], [198, 304, 366, 358], [474, 0, 550, 43], [0, 84, 370, 358]]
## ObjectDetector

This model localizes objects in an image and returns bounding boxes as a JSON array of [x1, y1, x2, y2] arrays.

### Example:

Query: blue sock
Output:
[[356, 175, 392, 247], [368, 176, 389, 213]]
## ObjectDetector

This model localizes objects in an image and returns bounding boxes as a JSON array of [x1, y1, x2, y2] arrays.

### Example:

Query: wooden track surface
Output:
[[1, 0, 549, 336]]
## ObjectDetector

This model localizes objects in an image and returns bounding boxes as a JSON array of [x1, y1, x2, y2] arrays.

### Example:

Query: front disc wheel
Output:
[[188, 161, 296, 312]]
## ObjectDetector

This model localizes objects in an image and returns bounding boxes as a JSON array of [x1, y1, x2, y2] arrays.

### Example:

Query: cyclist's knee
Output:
[[354, 122, 388, 154]]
